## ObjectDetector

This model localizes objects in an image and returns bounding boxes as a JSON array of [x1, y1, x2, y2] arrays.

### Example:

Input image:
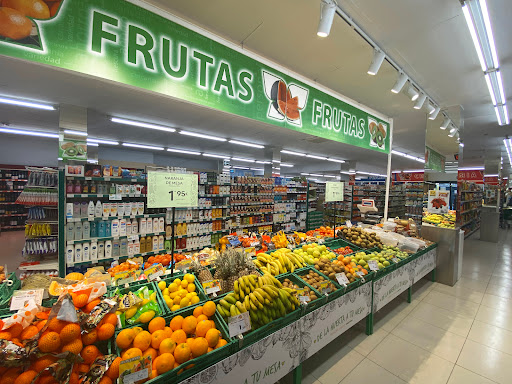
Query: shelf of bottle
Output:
[[0, 178, 28, 181], [66, 193, 146, 198], [67, 213, 166, 223], [67, 176, 148, 182], [198, 194, 230, 198], [66, 231, 165, 245], [68, 249, 167, 268], [230, 201, 274, 206], [0, 213, 27, 217], [168, 229, 229, 239], [2, 225, 25, 229], [235, 221, 274, 228], [0, 190, 22, 193], [460, 199, 481, 203], [230, 212, 273, 217], [176, 205, 229, 210], [172, 216, 229, 224]]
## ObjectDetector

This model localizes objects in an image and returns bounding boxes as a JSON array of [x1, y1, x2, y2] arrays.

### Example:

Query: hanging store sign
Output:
[[0, 0, 390, 153], [147, 172, 198, 208], [394, 172, 424, 182], [325, 182, 344, 202], [425, 147, 445, 172]]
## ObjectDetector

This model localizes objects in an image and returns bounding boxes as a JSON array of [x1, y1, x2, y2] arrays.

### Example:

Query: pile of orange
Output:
[[107, 260, 141, 277], [333, 256, 368, 276], [115, 301, 228, 379]]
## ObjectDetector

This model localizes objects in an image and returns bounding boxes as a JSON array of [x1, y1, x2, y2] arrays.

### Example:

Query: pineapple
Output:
[[190, 260, 213, 284]]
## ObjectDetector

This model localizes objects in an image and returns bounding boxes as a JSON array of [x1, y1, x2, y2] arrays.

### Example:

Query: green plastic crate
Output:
[[294, 267, 344, 302], [278, 273, 326, 314], [0, 273, 21, 308], [158, 272, 209, 316]]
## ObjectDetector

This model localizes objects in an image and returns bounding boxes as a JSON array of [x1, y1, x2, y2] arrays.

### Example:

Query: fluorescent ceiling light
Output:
[[280, 163, 294, 167], [326, 158, 346, 163], [167, 148, 201, 155], [459, 167, 484, 170], [232, 157, 255, 163], [0, 127, 58, 138], [407, 85, 419, 101], [87, 142, 98, 147], [203, 153, 230, 159], [228, 140, 264, 149], [504, 138, 512, 164], [111, 117, 176, 133], [391, 73, 408, 93], [0, 96, 55, 111], [494, 106, 503, 126], [459, 142, 465, 147], [440, 117, 451, 130], [429, 106, 441, 120], [179, 130, 226, 141], [306, 154, 327, 160], [391, 150, 425, 163], [300, 173, 310, 176], [281, 149, 305, 156], [64, 129, 87, 136], [367, 50, 386, 76], [255, 161, 271, 164], [232, 166, 249, 170], [88, 138, 119, 145], [497, 70, 506, 105], [340, 171, 351, 175], [480, 0, 499, 68], [462, 3, 487, 71], [310, 174, 324, 177], [484, 74, 497, 105], [251, 168, 264, 171], [414, 93, 427, 109], [272, 160, 280, 163], [317, 0, 337, 37], [503, 105, 510, 125], [122, 143, 164, 151], [323, 175, 336, 178], [484, 174, 499, 177]]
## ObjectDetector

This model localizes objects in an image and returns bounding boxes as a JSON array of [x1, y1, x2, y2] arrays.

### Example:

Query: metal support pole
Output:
[[431, 268, 436, 282], [170, 207, 175, 277], [293, 364, 302, 384], [384, 119, 394, 221], [407, 286, 412, 303]]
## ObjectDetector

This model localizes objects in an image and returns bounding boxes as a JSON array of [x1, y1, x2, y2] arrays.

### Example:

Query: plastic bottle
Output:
[[104, 240, 112, 259], [102, 203, 110, 218], [95, 201, 102, 217], [82, 242, 90, 261], [120, 238, 128, 256], [74, 243, 82, 262], [74, 222, 82, 241], [153, 218, 159, 233], [119, 219, 126, 236], [98, 241, 105, 259], [131, 219, 138, 234], [66, 222, 75, 241], [112, 239, 120, 257], [90, 221, 97, 238], [90, 242, 98, 261], [146, 218, 153, 234], [82, 221, 90, 240], [111, 219, 120, 237], [98, 221, 106, 238], [158, 235, 164, 250], [152, 236, 158, 252], [139, 218, 146, 235], [66, 245, 74, 264], [159, 217, 165, 232]]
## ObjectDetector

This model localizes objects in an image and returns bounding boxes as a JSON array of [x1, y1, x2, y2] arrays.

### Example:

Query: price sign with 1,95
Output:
[[228, 311, 251, 337], [147, 172, 198, 208], [325, 181, 344, 202], [335, 272, 349, 287]]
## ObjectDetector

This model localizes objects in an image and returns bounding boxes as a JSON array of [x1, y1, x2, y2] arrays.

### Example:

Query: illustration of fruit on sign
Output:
[[263, 71, 308, 126], [431, 198, 447, 209], [0, 0, 63, 48], [368, 118, 387, 149]]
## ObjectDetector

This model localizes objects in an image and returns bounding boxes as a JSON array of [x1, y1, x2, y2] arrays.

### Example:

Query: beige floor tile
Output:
[[475, 305, 512, 332], [368, 334, 454, 384], [339, 358, 406, 384], [391, 316, 466, 363], [467, 320, 512, 355], [409, 301, 474, 337], [457, 339, 512, 383], [480, 293, 512, 312], [373, 296, 418, 332], [489, 276, 512, 290], [411, 279, 435, 301], [462, 270, 492, 282], [303, 343, 364, 384], [346, 327, 388, 356], [486, 282, 512, 299], [447, 365, 496, 384], [422, 290, 480, 318], [433, 282, 485, 304]]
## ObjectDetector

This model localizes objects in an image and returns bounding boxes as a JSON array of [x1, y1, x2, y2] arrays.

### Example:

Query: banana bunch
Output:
[[271, 231, 289, 248], [216, 274, 300, 330], [253, 248, 306, 276]]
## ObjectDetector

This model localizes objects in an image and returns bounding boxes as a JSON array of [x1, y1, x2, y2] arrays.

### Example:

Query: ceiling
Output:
[[146, 0, 511, 171], [0, 0, 509, 176]]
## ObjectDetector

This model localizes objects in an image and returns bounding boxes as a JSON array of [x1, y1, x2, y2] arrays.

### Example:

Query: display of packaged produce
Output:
[[337, 226, 384, 249]]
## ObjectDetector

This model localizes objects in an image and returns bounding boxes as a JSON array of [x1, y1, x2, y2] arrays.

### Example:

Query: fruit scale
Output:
[[357, 199, 381, 225]]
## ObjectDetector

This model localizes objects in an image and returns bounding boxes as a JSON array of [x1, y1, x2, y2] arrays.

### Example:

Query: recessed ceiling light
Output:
[[180, 130, 226, 141], [111, 117, 176, 133], [167, 148, 201, 155], [203, 153, 230, 159]]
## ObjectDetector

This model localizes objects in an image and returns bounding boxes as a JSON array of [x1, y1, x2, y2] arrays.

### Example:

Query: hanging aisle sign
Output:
[[147, 172, 198, 208], [325, 182, 344, 202], [0, 0, 390, 154]]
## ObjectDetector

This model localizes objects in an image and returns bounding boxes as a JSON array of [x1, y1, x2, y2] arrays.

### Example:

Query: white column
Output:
[[384, 118, 394, 221]]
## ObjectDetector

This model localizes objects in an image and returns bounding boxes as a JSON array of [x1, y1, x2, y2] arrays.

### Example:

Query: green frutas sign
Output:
[[0, 0, 390, 153], [425, 146, 445, 172]]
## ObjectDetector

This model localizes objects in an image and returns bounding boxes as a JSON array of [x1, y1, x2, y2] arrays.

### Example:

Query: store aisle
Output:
[[280, 229, 512, 384], [0, 230, 25, 275]]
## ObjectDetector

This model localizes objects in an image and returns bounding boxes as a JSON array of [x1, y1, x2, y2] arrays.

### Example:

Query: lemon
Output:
[[150, 292, 157, 301], [142, 298, 150, 306], [184, 273, 195, 283], [164, 297, 173, 309], [187, 284, 196, 293], [191, 296, 200, 304], [125, 307, 138, 319], [181, 280, 189, 289], [178, 289, 188, 297], [168, 283, 178, 293], [158, 281, 167, 291], [173, 279, 182, 287], [163, 288, 169, 296], [173, 295, 182, 305], [169, 291, 179, 299], [179, 297, 190, 308], [190, 292, 197, 297], [185, 292, 194, 299], [139, 310, 156, 323], [171, 304, 181, 312]]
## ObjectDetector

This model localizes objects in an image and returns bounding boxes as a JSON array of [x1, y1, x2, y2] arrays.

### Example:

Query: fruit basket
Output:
[[277, 273, 326, 314], [294, 267, 344, 302], [158, 273, 209, 316], [113, 302, 235, 383]]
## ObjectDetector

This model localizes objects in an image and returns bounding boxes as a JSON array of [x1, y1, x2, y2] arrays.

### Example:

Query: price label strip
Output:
[[319, 281, 332, 295], [335, 272, 349, 287], [367, 259, 380, 271], [228, 311, 251, 338], [10, 289, 44, 311], [392, 257, 400, 264], [119, 355, 152, 384], [202, 280, 221, 295], [296, 288, 310, 304]]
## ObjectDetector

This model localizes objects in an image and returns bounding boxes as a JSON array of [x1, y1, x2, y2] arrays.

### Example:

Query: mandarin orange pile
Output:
[[116, 302, 227, 379], [107, 260, 141, 277], [333, 255, 368, 276]]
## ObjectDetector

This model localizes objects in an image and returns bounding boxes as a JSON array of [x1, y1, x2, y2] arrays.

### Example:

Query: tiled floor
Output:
[[280, 229, 512, 384]]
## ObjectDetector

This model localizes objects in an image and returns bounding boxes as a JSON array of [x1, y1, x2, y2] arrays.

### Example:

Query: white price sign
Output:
[[147, 172, 198, 208], [123, 369, 149, 384], [335, 272, 349, 286], [392, 257, 400, 264], [325, 182, 344, 202], [10, 289, 44, 310], [367, 259, 379, 271], [228, 311, 251, 337]]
